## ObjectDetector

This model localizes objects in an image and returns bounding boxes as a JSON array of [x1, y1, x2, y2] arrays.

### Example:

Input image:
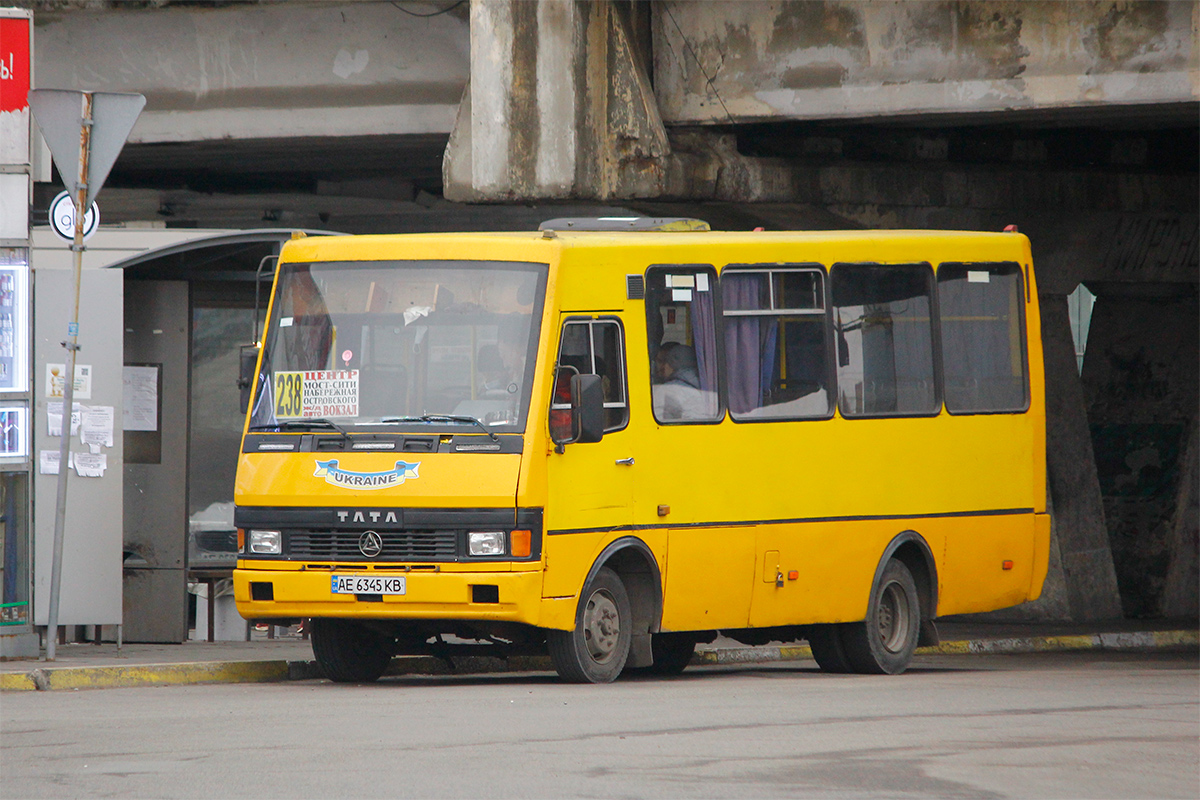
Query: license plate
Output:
[[331, 574, 406, 595]]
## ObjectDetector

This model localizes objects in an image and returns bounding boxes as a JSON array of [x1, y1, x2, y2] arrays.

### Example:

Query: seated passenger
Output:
[[652, 342, 716, 421], [476, 344, 513, 395]]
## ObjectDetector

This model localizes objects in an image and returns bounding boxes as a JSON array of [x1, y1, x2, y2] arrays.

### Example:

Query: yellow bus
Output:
[[233, 219, 1050, 683]]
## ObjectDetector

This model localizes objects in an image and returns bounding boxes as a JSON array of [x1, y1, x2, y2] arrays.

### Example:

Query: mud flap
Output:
[[629, 632, 653, 667], [918, 618, 939, 648]]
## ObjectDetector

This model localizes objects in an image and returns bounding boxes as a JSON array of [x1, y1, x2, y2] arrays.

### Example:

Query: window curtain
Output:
[[690, 279, 718, 394], [722, 273, 768, 414]]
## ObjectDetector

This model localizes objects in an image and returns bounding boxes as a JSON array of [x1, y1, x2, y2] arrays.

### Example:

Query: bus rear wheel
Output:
[[841, 559, 921, 675], [548, 567, 632, 683], [310, 618, 394, 683]]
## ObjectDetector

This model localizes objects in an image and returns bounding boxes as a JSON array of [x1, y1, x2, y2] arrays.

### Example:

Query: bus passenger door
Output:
[[542, 317, 634, 598], [638, 264, 756, 632]]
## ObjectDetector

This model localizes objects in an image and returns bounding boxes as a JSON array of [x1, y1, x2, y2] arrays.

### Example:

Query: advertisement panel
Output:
[[0, 14, 31, 165]]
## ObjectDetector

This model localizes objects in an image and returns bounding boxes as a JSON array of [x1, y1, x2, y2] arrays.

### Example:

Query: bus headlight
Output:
[[468, 531, 505, 556], [248, 529, 282, 555]]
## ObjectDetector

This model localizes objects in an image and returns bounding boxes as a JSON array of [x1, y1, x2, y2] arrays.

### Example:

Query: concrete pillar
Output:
[[444, 0, 670, 202], [1162, 418, 1198, 618], [1039, 294, 1125, 620], [1082, 288, 1199, 618]]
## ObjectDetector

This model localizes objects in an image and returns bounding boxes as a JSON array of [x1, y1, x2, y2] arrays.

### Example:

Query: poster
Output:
[[38, 449, 71, 475], [46, 401, 82, 437], [72, 452, 107, 477], [122, 365, 158, 431], [80, 405, 114, 452], [45, 363, 92, 400]]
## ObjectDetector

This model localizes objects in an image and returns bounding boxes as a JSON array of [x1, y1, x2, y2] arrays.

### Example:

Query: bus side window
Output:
[[722, 266, 832, 420], [938, 262, 1028, 413], [550, 318, 629, 438], [831, 263, 938, 417], [645, 266, 722, 423]]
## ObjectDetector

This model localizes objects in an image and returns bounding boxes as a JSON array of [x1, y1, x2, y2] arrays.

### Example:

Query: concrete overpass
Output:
[[20, 0, 1199, 633]]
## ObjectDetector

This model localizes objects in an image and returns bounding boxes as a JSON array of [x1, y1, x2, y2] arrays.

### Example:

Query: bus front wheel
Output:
[[310, 618, 393, 683], [548, 567, 632, 683], [842, 558, 921, 675]]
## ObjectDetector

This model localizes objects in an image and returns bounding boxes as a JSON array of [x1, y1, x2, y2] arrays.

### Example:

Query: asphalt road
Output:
[[2, 650, 1196, 799]]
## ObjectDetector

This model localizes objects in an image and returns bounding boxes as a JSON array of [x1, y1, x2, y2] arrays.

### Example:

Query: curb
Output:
[[694, 628, 1199, 665], [3, 629, 1195, 691]]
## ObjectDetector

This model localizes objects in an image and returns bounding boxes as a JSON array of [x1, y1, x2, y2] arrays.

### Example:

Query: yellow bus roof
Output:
[[279, 228, 1033, 268]]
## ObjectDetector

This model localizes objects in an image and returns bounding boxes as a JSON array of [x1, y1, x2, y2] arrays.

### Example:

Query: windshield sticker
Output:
[[314, 459, 420, 490], [274, 370, 359, 418]]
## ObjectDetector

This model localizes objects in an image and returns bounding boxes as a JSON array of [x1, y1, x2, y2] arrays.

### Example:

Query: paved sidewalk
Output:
[[2, 618, 1195, 691]]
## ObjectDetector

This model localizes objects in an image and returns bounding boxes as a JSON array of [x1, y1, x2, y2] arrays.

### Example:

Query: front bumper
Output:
[[233, 563, 546, 625]]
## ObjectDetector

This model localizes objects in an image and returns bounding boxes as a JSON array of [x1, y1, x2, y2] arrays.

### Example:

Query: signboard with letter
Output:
[[0, 13, 31, 242], [0, 13, 31, 164]]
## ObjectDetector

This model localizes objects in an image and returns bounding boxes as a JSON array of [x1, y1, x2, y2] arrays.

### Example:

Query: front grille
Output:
[[289, 530, 457, 561]]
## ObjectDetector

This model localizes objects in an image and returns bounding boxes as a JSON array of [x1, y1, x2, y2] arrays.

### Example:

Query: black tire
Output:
[[629, 633, 696, 676], [807, 624, 854, 674], [310, 618, 394, 683], [841, 558, 921, 675], [548, 567, 632, 683]]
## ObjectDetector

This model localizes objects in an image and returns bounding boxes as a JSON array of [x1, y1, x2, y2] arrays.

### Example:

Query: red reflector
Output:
[[787, 570, 798, 581], [1002, 560, 1014, 570]]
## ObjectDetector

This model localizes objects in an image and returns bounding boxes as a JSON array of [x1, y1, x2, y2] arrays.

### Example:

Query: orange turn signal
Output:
[[237, 528, 245, 553], [787, 570, 799, 581], [1002, 560, 1014, 571], [510, 530, 532, 559]]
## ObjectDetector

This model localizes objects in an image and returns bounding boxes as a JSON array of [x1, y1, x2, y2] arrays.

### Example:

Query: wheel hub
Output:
[[583, 589, 620, 663], [877, 581, 911, 654]]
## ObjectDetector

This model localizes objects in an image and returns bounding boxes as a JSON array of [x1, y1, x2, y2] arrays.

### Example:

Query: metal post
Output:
[[44, 92, 92, 662], [207, 578, 216, 643]]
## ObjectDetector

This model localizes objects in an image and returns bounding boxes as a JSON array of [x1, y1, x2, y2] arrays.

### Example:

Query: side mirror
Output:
[[238, 344, 261, 414], [571, 373, 605, 444]]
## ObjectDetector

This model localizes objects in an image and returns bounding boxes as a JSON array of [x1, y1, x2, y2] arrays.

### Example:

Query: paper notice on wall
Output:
[[45, 363, 92, 400], [80, 405, 115, 453], [72, 452, 107, 477], [39, 450, 73, 475], [46, 402, 83, 438], [123, 366, 158, 431]]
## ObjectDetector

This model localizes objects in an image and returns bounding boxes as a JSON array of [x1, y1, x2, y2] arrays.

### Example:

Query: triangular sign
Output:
[[28, 89, 145, 210]]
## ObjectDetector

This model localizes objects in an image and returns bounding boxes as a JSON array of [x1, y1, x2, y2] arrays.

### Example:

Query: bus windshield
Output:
[[249, 260, 546, 433]]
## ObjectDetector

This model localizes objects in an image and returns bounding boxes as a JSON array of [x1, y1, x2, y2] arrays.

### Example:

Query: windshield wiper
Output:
[[249, 418, 347, 434], [378, 413, 499, 442]]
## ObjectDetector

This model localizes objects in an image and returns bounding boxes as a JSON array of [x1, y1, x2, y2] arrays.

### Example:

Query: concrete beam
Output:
[[654, 0, 1199, 124], [32, 2, 468, 143]]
